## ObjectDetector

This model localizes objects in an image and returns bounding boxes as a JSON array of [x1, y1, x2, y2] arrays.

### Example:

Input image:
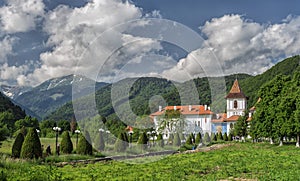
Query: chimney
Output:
[[174, 106, 177, 110], [249, 112, 252, 118], [204, 105, 207, 110], [208, 106, 211, 110], [188, 105, 192, 111], [159, 106, 162, 112]]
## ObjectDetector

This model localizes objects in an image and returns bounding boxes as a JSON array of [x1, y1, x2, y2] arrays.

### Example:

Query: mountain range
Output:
[[1, 55, 299, 122]]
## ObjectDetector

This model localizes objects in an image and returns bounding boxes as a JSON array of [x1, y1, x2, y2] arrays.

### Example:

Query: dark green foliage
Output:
[[203, 132, 210, 144], [0, 92, 26, 122], [217, 132, 223, 141], [137, 132, 148, 150], [114, 132, 127, 152], [228, 133, 233, 141], [20, 128, 42, 159], [185, 133, 195, 145], [60, 131, 73, 154], [195, 133, 202, 145], [157, 134, 164, 148], [211, 133, 217, 141], [57, 120, 70, 132], [94, 131, 105, 151], [168, 133, 174, 145], [12, 133, 24, 158], [173, 132, 181, 146], [77, 132, 93, 155], [14, 116, 39, 130], [234, 114, 248, 138], [19, 126, 27, 137], [223, 133, 228, 141]]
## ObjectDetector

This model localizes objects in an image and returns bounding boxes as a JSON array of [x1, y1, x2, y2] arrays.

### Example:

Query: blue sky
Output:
[[0, 0, 300, 86]]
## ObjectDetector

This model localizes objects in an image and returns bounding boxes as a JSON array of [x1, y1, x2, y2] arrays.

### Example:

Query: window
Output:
[[234, 100, 238, 109]]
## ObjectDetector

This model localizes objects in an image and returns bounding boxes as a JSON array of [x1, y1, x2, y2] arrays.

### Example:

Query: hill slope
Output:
[[14, 74, 108, 119], [46, 74, 251, 121], [239, 55, 300, 106]]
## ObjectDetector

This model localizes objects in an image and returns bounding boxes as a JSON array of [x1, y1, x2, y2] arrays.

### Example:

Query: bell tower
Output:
[[226, 79, 247, 118]]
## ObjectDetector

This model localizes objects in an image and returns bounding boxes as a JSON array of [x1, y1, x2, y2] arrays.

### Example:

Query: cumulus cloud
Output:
[[0, 0, 45, 34], [18, 0, 167, 86], [162, 14, 300, 81], [0, 36, 17, 62]]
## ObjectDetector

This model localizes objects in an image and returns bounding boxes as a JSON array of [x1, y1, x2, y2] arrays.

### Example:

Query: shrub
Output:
[[60, 131, 73, 154], [20, 128, 42, 159], [77, 132, 93, 155], [217, 132, 223, 141], [223, 133, 228, 141], [228, 132, 233, 141], [157, 134, 164, 148], [114, 132, 127, 152], [173, 132, 181, 147], [12, 133, 24, 158], [137, 132, 148, 150], [211, 133, 217, 141], [168, 133, 174, 145], [195, 133, 202, 145], [94, 131, 105, 151], [185, 133, 195, 145], [204, 132, 210, 144]]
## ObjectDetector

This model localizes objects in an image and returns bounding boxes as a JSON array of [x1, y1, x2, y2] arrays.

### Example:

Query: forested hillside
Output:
[[0, 92, 26, 141]]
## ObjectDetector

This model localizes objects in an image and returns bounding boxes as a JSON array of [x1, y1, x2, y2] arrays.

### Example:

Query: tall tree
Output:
[[60, 131, 73, 154], [20, 128, 42, 159]]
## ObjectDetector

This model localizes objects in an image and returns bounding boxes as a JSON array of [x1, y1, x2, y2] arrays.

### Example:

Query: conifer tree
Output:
[[228, 132, 233, 141], [157, 133, 164, 148], [114, 132, 127, 152], [12, 132, 24, 158], [20, 128, 42, 159], [217, 132, 223, 141], [77, 132, 93, 155], [195, 133, 202, 145], [211, 133, 217, 141], [173, 132, 181, 146], [94, 131, 105, 151], [223, 132, 228, 141], [203, 132, 210, 144], [60, 131, 73, 154], [137, 132, 148, 150]]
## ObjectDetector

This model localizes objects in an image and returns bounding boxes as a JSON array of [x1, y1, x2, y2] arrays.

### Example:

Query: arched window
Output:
[[234, 100, 238, 109]]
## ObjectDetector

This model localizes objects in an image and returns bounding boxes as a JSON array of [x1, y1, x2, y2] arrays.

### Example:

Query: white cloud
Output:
[[162, 14, 300, 81], [20, 0, 162, 86], [0, 63, 29, 85], [0, 0, 45, 34], [0, 36, 17, 62]]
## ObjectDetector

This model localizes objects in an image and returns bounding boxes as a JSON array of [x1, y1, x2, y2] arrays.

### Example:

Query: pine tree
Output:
[[203, 132, 210, 144], [185, 133, 194, 145], [223, 133, 228, 141], [12, 133, 24, 158], [173, 132, 181, 146], [228, 132, 233, 141], [217, 132, 223, 141], [60, 131, 73, 154], [114, 132, 127, 152], [168, 133, 174, 145], [77, 132, 93, 155], [157, 133, 164, 148], [94, 131, 105, 151], [20, 128, 42, 159], [137, 132, 148, 150], [195, 133, 202, 145], [212, 133, 217, 141]]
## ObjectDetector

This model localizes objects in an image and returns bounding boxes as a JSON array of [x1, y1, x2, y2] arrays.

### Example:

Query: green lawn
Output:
[[1, 142, 300, 180]]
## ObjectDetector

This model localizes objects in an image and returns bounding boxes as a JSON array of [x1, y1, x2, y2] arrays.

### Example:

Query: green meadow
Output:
[[1, 142, 299, 180]]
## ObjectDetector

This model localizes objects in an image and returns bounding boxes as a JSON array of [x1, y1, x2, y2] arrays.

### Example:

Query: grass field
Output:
[[1, 142, 300, 180]]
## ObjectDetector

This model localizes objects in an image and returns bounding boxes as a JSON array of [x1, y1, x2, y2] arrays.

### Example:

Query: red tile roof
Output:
[[225, 115, 240, 122], [150, 105, 213, 116], [226, 79, 247, 99]]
